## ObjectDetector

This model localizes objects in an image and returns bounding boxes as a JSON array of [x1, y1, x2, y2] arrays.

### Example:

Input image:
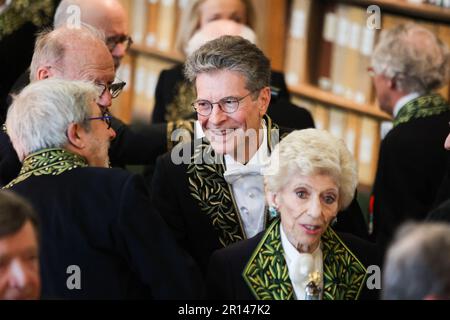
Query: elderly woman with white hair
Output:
[[206, 129, 379, 300]]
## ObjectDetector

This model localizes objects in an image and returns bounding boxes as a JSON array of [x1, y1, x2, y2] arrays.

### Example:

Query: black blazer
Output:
[[371, 108, 450, 251], [10, 166, 203, 299], [151, 64, 314, 130], [206, 222, 380, 300], [151, 118, 369, 275]]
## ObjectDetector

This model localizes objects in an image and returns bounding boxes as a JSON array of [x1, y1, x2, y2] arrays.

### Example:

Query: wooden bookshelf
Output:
[[289, 83, 392, 121], [341, 0, 450, 23], [130, 44, 183, 64]]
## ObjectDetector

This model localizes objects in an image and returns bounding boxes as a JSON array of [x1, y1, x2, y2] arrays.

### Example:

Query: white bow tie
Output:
[[223, 165, 263, 184]]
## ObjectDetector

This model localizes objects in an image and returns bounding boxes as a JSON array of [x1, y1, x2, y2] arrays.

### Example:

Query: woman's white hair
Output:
[[265, 129, 358, 210], [6, 79, 97, 161], [371, 23, 450, 93]]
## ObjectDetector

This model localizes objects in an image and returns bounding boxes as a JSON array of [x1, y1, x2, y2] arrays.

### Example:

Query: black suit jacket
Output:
[[371, 106, 450, 252], [151, 117, 369, 275], [9, 166, 202, 299], [206, 221, 380, 300], [151, 64, 314, 130]]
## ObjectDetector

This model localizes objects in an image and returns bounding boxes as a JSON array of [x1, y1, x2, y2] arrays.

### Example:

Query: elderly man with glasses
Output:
[[368, 23, 450, 254], [150, 36, 369, 276], [3, 78, 202, 299]]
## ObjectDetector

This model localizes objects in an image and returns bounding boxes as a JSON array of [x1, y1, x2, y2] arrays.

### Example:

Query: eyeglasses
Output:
[[88, 111, 113, 129], [192, 91, 256, 116], [95, 80, 126, 99], [106, 35, 133, 52]]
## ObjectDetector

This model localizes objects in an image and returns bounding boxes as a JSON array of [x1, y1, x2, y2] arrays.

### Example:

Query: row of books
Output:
[[284, 0, 450, 106], [408, 0, 450, 7], [292, 96, 380, 186]]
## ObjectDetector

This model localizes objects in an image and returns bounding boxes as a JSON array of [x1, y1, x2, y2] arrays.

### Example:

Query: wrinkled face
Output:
[[274, 174, 339, 253], [83, 100, 116, 167], [0, 221, 40, 300], [199, 0, 247, 27], [196, 70, 267, 159], [59, 42, 116, 110], [102, 6, 129, 70]]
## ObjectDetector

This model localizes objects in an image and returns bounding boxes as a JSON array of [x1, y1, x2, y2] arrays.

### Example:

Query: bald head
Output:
[[185, 19, 257, 56], [54, 0, 129, 69], [30, 26, 115, 109]]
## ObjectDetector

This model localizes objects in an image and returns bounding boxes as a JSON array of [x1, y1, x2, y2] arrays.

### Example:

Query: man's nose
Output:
[[208, 104, 227, 124], [96, 90, 112, 109], [8, 260, 30, 289]]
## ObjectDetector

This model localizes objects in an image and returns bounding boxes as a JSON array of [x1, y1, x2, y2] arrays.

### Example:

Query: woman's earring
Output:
[[269, 205, 279, 218]]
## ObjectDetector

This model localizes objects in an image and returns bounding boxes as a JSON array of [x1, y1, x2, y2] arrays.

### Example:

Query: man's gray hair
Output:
[[184, 35, 271, 94], [29, 24, 105, 82], [372, 23, 450, 94], [264, 129, 358, 211], [6, 79, 97, 161], [383, 222, 450, 300]]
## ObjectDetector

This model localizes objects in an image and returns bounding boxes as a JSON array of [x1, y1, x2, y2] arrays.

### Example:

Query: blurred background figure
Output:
[[0, 190, 40, 300], [369, 23, 450, 252], [383, 222, 450, 300]]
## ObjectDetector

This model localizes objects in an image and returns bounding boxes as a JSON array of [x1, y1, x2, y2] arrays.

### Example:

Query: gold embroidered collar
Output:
[[242, 219, 368, 300], [4, 148, 88, 189]]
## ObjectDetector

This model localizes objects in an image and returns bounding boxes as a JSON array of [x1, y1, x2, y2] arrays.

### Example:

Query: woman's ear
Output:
[[266, 190, 278, 208], [66, 123, 86, 149]]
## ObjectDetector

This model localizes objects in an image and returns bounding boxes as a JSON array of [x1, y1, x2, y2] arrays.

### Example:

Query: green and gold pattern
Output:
[[394, 94, 450, 127], [3, 148, 87, 189], [243, 219, 368, 300], [165, 82, 197, 122], [0, 0, 54, 39], [186, 115, 280, 247], [167, 119, 195, 151], [243, 219, 294, 300]]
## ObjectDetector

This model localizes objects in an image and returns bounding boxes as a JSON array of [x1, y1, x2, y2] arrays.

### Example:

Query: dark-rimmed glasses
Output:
[[106, 35, 133, 52], [95, 80, 126, 99], [88, 111, 113, 129], [192, 91, 256, 116]]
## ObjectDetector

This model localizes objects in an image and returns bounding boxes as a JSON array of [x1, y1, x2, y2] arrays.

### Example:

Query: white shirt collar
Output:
[[393, 92, 421, 118]]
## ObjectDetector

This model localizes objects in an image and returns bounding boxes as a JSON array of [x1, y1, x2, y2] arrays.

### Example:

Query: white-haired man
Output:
[[369, 23, 450, 252], [3, 79, 201, 299]]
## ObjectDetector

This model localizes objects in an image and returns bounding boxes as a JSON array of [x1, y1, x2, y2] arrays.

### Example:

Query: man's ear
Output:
[[258, 86, 271, 116], [66, 123, 86, 149], [36, 66, 53, 80]]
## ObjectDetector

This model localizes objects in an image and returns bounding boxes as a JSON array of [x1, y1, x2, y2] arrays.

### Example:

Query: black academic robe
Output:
[[150, 64, 314, 130], [371, 95, 450, 252], [6, 149, 202, 299], [151, 116, 369, 276], [206, 219, 380, 300]]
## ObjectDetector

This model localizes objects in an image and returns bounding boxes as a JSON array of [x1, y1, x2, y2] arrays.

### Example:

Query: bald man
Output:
[[54, 0, 130, 70]]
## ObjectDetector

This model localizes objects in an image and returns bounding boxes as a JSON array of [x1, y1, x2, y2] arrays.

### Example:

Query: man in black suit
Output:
[[3, 78, 202, 299], [369, 23, 450, 252], [151, 36, 368, 275]]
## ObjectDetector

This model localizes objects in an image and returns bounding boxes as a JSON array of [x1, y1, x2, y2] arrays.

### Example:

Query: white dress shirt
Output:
[[223, 121, 269, 238], [280, 224, 323, 300]]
